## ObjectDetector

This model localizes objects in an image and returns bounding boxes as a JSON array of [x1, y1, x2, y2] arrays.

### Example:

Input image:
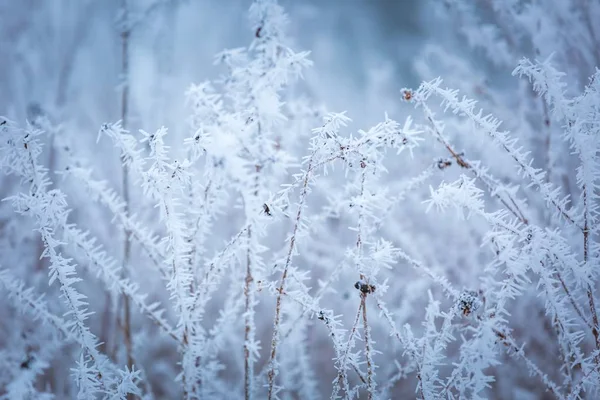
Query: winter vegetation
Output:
[[0, 0, 599, 399]]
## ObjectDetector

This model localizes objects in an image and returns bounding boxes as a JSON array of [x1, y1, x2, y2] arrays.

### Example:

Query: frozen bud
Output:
[[437, 158, 452, 170], [354, 280, 376, 295], [457, 290, 481, 317], [262, 203, 272, 216], [317, 311, 331, 323]]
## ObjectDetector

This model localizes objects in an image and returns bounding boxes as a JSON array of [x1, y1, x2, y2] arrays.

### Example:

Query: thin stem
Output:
[[582, 184, 600, 364], [492, 326, 565, 399], [555, 271, 593, 331], [335, 300, 364, 399], [267, 154, 315, 400], [361, 294, 374, 400], [118, 2, 135, 396], [244, 226, 254, 400]]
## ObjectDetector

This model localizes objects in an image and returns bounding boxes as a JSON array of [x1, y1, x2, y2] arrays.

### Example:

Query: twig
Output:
[[267, 153, 315, 400], [361, 293, 375, 400]]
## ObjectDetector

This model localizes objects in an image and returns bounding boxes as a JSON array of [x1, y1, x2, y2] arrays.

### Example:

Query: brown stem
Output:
[[244, 226, 254, 400], [361, 294, 374, 400], [582, 186, 600, 364], [555, 270, 593, 331], [336, 300, 364, 397], [492, 326, 563, 399], [119, 2, 136, 398], [267, 155, 314, 400]]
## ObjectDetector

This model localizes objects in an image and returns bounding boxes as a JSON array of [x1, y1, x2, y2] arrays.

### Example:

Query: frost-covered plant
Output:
[[0, 0, 599, 399]]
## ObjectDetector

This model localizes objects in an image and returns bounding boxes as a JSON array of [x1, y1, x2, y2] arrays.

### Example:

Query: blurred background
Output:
[[0, 0, 426, 130]]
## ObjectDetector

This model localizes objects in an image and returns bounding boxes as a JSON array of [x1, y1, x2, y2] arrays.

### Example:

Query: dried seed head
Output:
[[457, 290, 481, 317], [354, 280, 376, 295]]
